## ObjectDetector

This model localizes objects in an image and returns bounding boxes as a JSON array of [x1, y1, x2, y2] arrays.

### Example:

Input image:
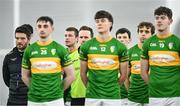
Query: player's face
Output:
[[155, 15, 172, 32], [78, 30, 91, 44], [65, 31, 77, 47], [95, 18, 112, 33], [116, 32, 130, 46], [138, 26, 152, 43], [15, 32, 29, 51], [36, 21, 54, 39]]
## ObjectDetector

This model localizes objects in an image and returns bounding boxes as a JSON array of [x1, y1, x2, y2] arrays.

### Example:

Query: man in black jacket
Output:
[[2, 24, 33, 105]]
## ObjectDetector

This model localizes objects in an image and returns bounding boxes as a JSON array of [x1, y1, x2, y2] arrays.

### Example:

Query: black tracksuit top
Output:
[[2, 47, 28, 105]]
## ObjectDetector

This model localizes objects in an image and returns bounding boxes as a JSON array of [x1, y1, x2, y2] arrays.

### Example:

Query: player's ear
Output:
[[169, 19, 173, 24], [52, 26, 54, 31]]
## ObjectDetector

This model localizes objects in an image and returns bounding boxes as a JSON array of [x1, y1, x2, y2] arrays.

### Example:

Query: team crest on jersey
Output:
[[168, 42, 173, 49], [110, 46, 115, 53], [51, 49, 56, 55], [100, 47, 106, 52], [159, 43, 164, 48]]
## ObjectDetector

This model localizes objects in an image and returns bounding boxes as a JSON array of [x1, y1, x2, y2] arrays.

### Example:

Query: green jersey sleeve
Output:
[[22, 46, 31, 69], [57, 45, 72, 67], [118, 42, 128, 62], [128, 48, 132, 68], [141, 39, 149, 60], [177, 36, 180, 53], [79, 42, 89, 61]]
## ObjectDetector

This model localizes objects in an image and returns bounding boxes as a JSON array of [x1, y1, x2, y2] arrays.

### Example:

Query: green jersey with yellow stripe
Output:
[[128, 44, 148, 103], [22, 41, 72, 102], [80, 36, 128, 99], [141, 34, 180, 97]]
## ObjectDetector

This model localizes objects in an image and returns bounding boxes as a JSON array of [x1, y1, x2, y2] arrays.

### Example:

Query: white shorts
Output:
[[149, 97, 180, 106], [28, 98, 64, 106], [128, 100, 148, 106], [85, 98, 121, 106], [64, 101, 71, 106], [121, 98, 128, 106]]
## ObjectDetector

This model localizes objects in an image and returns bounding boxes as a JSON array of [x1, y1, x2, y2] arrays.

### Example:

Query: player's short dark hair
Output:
[[66, 27, 79, 37], [116, 28, 131, 39], [94, 10, 113, 31], [137, 22, 155, 35], [79, 25, 94, 38], [36, 16, 54, 25], [15, 24, 33, 40], [154, 6, 173, 19]]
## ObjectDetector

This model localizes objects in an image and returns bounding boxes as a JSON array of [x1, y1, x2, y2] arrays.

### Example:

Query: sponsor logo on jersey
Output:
[[72, 58, 79, 63], [168, 42, 173, 49], [90, 46, 98, 50], [150, 43, 157, 47], [10, 58, 17, 61], [150, 54, 175, 62], [31, 51, 38, 55], [110, 46, 115, 53], [91, 58, 115, 66], [51, 49, 56, 55], [32, 61, 57, 70], [133, 64, 140, 70], [132, 53, 138, 57]]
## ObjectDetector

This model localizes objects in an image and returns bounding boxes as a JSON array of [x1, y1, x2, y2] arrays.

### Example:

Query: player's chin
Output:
[[65, 44, 72, 47], [140, 39, 145, 43], [97, 29, 104, 33], [17, 46, 25, 50], [141, 39, 145, 43]]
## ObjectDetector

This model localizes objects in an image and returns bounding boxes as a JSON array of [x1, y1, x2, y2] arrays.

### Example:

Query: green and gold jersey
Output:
[[70, 50, 86, 98], [128, 44, 148, 103], [120, 84, 128, 99], [80, 36, 128, 99], [22, 41, 72, 102], [141, 34, 180, 97], [120, 49, 129, 99]]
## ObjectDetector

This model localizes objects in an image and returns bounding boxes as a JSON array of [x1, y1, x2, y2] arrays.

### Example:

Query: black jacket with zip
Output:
[[2, 47, 28, 105]]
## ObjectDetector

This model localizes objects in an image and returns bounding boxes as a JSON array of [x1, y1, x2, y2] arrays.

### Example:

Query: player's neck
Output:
[[68, 44, 77, 53], [157, 28, 171, 37], [98, 31, 111, 41], [76, 42, 81, 50], [125, 45, 129, 49], [39, 35, 52, 42], [38, 37, 53, 46], [17, 48, 25, 52], [138, 43, 142, 49]]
